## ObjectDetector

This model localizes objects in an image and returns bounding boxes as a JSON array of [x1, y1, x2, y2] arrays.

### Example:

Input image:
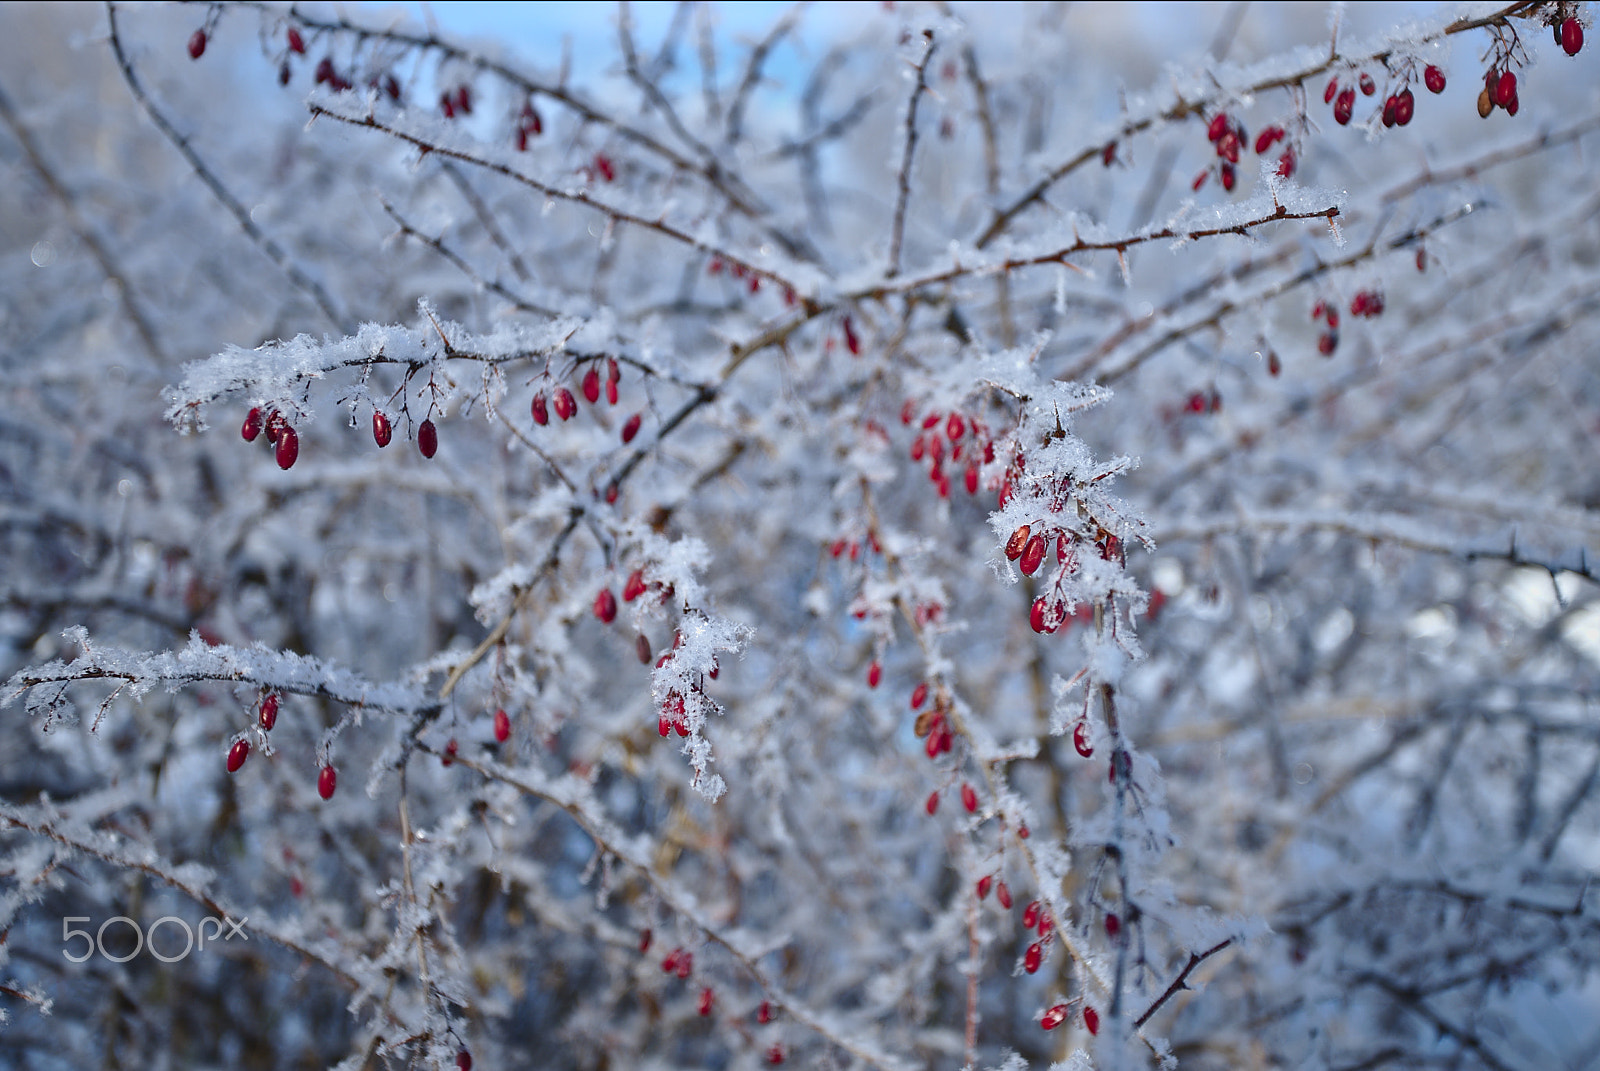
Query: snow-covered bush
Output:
[[2, 3, 1598, 1068]]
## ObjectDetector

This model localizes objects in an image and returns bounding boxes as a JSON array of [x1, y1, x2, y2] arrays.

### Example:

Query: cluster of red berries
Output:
[[910, 681, 957, 770], [901, 402, 994, 500], [1310, 299, 1340, 356], [1021, 898, 1056, 974], [1196, 112, 1246, 192], [241, 407, 300, 469], [1348, 289, 1385, 319], [1479, 67, 1520, 118], [1003, 520, 1113, 635], [1326, 66, 1444, 128], [1185, 388, 1222, 415], [532, 358, 640, 449], [975, 873, 1012, 908], [707, 257, 765, 296], [513, 100, 544, 151], [439, 84, 472, 119], [224, 693, 338, 798]]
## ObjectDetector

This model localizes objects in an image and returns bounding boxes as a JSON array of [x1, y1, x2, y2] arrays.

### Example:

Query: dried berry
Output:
[[417, 419, 438, 459], [1478, 87, 1494, 118], [493, 707, 511, 743], [318, 764, 337, 800], [636, 633, 652, 664], [227, 739, 249, 773], [372, 411, 392, 448]]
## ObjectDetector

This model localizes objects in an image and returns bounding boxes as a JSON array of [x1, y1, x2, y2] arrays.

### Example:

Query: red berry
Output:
[[925, 790, 939, 815], [766, 1044, 785, 1065], [1206, 113, 1228, 142], [553, 388, 576, 421], [259, 694, 278, 732], [1036, 909, 1051, 936], [1382, 96, 1397, 127], [582, 367, 601, 404], [636, 633, 652, 664], [315, 57, 335, 85], [1417, 247, 1428, 272], [188, 29, 207, 60], [1253, 125, 1282, 154], [698, 987, 714, 1016], [1277, 147, 1296, 178], [595, 153, 615, 182], [1084, 1006, 1100, 1035], [1318, 331, 1338, 356], [961, 782, 978, 813], [1219, 162, 1236, 192], [910, 437, 925, 462], [383, 75, 401, 102], [1024, 941, 1042, 973], [1505, 92, 1519, 117], [1019, 534, 1046, 576], [1324, 78, 1339, 105], [1424, 65, 1446, 93], [1358, 72, 1376, 96], [1563, 17, 1584, 56], [1192, 169, 1209, 192], [605, 378, 618, 406], [1105, 912, 1121, 937], [996, 881, 1012, 909], [868, 661, 882, 688], [1496, 70, 1517, 107], [1041, 1003, 1068, 1030], [639, 928, 652, 952], [494, 707, 510, 743], [977, 875, 992, 899], [1394, 88, 1414, 126], [1022, 900, 1040, 928], [594, 588, 618, 624], [842, 316, 860, 355], [318, 764, 337, 799], [275, 425, 299, 469], [442, 738, 458, 766], [1073, 722, 1093, 758], [531, 392, 549, 425], [456, 1050, 472, 1071], [417, 419, 438, 458], [1018, 822, 1030, 839], [946, 413, 964, 441], [1334, 88, 1355, 125], [287, 27, 305, 53], [1005, 524, 1031, 561], [242, 407, 263, 442], [964, 464, 979, 494], [227, 739, 249, 773], [372, 411, 392, 448], [1102, 141, 1116, 166], [676, 949, 692, 977], [1029, 597, 1049, 634], [910, 682, 928, 709], [621, 412, 641, 443], [622, 569, 647, 602], [757, 1000, 772, 1024]]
